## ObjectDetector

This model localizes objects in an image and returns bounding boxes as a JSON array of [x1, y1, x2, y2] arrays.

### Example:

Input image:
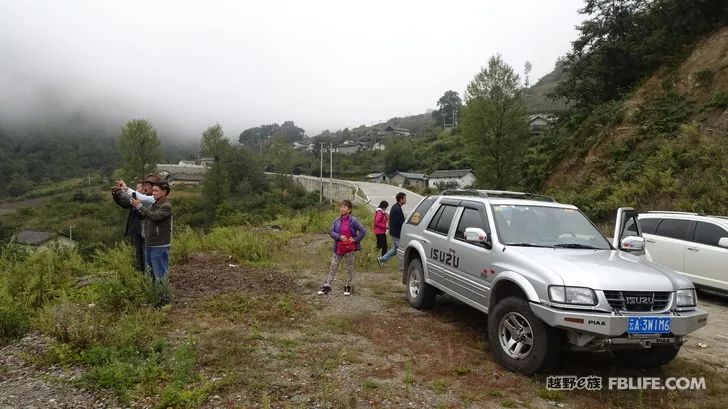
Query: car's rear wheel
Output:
[[612, 346, 680, 369], [406, 258, 436, 309], [488, 296, 561, 375]]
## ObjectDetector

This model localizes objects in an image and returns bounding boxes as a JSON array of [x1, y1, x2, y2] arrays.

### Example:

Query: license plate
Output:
[[627, 317, 671, 334]]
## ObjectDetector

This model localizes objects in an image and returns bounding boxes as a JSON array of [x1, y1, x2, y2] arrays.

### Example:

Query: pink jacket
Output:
[[373, 208, 388, 235]]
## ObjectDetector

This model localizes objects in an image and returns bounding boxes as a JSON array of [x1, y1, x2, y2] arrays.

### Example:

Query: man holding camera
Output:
[[111, 174, 160, 272], [131, 181, 172, 283]]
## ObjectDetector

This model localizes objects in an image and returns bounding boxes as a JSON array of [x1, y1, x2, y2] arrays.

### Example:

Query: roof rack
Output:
[[440, 189, 556, 203], [646, 211, 702, 215], [646, 211, 728, 220]]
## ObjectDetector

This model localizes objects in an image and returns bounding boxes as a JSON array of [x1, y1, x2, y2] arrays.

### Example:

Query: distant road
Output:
[[351, 181, 423, 215]]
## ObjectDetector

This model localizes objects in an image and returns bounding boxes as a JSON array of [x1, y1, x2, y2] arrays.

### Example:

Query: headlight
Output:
[[549, 286, 597, 306], [676, 289, 697, 307]]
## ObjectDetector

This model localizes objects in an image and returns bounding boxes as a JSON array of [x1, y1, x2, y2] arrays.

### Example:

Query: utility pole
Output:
[[329, 141, 333, 205], [319, 144, 323, 203]]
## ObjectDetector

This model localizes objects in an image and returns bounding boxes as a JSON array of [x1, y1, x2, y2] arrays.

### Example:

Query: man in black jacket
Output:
[[377, 192, 407, 266], [111, 175, 160, 272]]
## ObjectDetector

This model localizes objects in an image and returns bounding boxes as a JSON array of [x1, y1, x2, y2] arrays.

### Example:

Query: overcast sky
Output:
[[0, 0, 585, 139]]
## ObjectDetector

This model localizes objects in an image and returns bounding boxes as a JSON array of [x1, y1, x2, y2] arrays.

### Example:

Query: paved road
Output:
[[352, 181, 423, 215]]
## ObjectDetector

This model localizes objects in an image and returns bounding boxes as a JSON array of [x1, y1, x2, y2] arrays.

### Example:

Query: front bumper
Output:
[[530, 303, 708, 337]]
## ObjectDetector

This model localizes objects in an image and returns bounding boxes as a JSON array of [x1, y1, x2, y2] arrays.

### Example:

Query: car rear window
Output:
[[640, 217, 660, 234], [407, 196, 436, 226], [693, 222, 728, 247], [427, 204, 457, 235], [654, 219, 692, 241]]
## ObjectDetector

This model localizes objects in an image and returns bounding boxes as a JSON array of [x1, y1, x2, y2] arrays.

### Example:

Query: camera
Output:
[[132, 192, 137, 199]]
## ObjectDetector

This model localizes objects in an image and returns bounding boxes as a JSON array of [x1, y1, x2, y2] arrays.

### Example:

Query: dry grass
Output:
[[155, 230, 728, 408]]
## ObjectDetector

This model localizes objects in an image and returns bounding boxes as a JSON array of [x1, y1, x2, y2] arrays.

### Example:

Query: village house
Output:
[[12, 229, 77, 250], [157, 161, 207, 185], [528, 114, 555, 135], [389, 171, 428, 189], [365, 172, 387, 183], [428, 169, 477, 189], [335, 141, 360, 155]]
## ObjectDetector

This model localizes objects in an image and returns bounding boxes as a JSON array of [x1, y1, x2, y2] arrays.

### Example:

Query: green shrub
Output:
[[705, 90, 728, 110]]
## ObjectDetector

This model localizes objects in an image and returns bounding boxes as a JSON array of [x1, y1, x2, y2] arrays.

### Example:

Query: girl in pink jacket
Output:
[[373, 200, 389, 257]]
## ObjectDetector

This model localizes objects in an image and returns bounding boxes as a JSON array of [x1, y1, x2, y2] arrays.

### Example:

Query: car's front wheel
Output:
[[406, 258, 436, 310], [612, 346, 680, 369], [488, 296, 561, 375]]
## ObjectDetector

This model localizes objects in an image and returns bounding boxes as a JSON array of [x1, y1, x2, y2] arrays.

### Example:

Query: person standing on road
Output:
[[373, 200, 389, 258], [318, 200, 366, 296], [377, 192, 406, 267]]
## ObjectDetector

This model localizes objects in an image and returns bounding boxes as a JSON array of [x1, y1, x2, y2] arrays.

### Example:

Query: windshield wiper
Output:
[[507, 242, 552, 248], [553, 243, 602, 249]]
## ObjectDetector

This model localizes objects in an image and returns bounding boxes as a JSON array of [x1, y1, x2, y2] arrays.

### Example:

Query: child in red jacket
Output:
[[373, 200, 389, 257]]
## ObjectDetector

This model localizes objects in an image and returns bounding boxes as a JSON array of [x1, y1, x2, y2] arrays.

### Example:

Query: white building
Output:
[[427, 169, 476, 189]]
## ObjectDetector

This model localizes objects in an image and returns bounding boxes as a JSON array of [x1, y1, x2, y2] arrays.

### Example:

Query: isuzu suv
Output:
[[398, 190, 708, 374]]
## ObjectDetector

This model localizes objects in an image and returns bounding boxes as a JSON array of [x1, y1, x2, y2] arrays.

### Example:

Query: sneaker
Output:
[[317, 285, 331, 295], [343, 285, 352, 296], [376, 257, 384, 268]]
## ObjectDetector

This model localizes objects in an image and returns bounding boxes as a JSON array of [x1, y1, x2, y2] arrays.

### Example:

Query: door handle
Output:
[[687, 247, 699, 252], [645, 239, 655, 243]]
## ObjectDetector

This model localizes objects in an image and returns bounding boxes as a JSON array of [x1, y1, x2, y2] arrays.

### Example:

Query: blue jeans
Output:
[[146, 246, 170, 282], [379, 237, 400, 263]]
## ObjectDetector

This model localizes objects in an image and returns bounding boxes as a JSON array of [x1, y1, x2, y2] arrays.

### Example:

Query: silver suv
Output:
[[398, 190, 708, 374]]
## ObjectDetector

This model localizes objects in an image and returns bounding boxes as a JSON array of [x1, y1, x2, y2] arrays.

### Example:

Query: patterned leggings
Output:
[[323, 253, 355, 287]]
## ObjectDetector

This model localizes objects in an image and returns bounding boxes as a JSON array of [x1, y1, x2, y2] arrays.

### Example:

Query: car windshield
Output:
[[492, 204, 611, 250]]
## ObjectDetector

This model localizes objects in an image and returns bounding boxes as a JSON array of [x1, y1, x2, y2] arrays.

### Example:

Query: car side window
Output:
[[640, 218, 660, 234], [455, 207, 489, 241], [693, 222, 728, 247], [427, 204, 457, 235], [407, 196, 436, 226], [654, 219, 692, 241]]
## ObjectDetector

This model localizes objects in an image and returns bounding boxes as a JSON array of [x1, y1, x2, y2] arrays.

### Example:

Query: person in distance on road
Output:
[[373, 200, 389, 258], [377, 192, 406, 267]]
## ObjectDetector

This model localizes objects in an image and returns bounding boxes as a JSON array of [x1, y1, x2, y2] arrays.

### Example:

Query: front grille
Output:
[[603, 291, 671, 312]]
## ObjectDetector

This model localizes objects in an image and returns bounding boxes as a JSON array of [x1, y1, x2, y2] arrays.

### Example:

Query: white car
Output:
[[638, 212, 728, 292]]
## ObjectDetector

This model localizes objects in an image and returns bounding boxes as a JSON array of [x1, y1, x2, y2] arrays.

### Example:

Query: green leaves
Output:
[[117, 119, 161, 182]]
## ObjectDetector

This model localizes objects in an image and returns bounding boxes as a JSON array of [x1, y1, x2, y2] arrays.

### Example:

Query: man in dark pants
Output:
[[377, 192, 407, 267], [112, 175, 160, 272]]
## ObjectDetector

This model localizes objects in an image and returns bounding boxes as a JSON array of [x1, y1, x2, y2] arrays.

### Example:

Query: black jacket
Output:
[[138, 197, 173, 247], [112, 190, 143, 236], [389, 203, 405, 238]]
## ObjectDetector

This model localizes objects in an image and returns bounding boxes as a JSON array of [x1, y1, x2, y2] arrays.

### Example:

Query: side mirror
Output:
[[719, 237, 728, 249], [621, 236, 645, 251], [465, 227, 488, 244]]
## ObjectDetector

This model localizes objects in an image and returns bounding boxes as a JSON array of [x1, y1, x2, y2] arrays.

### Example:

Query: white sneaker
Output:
[[343, 285, 352, 296], [317, 286, 331, 295]]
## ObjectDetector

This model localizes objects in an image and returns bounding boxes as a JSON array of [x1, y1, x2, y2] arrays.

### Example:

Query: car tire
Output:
[[487, 296, 561, 375], [406, 258, 436, 310], [612, 346, 680, 369]]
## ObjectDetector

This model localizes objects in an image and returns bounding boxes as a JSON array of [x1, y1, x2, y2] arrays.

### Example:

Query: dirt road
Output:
[[2, 233, 728, 408]]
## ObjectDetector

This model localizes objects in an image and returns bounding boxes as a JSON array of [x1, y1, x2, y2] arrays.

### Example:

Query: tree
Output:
[[201, 123, 231, 162], [117, 119, 161, 182], [524, 61, 533, 88], [554, 0, 728, 111], [462, 55, 528, 189], [432, 90, 462, 128]]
